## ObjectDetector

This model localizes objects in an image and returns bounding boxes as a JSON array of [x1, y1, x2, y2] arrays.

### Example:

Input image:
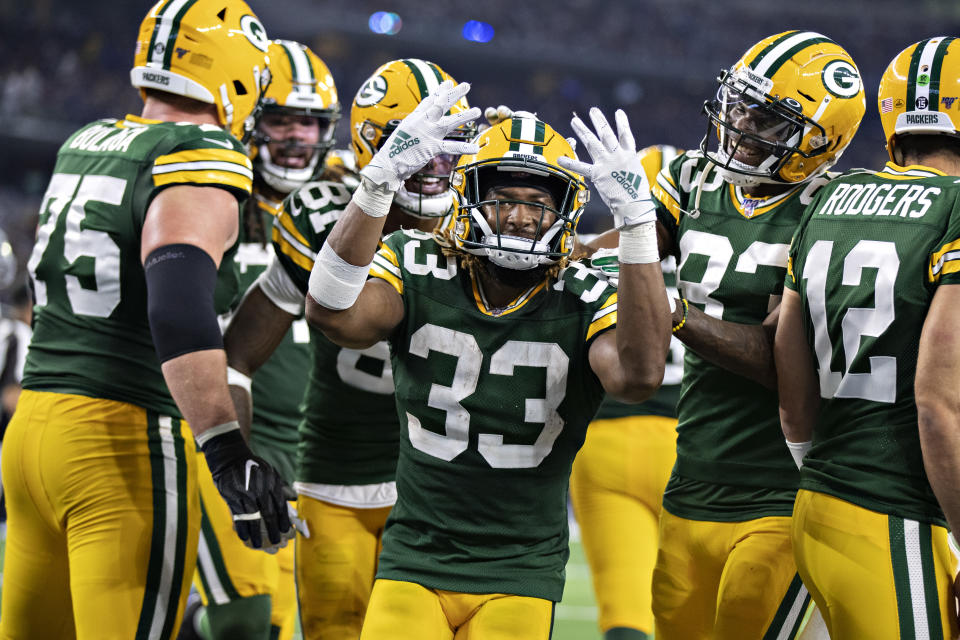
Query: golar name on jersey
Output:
[[815, 182, 940, 219], [69, 124, 150, 154]]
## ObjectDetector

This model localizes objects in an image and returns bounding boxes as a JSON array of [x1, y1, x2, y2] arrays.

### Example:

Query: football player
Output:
[[776, 36, 960, 639], [0, 2, 293, 638], [570, 144, 684, 640], [181, 39, 339, 640], [306, 72, 672, 637], [643, 32, 866, 639], [221, 58, 476, 639]]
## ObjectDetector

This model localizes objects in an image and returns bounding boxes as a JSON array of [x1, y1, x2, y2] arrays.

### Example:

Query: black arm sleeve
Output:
[[144, 243, 224, 363]]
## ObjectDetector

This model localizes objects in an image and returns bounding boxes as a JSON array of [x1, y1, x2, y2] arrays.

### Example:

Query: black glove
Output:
[[200, 425, 293, 550]]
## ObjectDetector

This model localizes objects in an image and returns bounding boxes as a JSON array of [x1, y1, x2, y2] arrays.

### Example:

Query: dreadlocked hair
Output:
[[432, 226, 586, 282]]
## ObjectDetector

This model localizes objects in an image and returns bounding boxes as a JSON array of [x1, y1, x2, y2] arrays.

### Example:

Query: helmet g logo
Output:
[[239, 15, 269, 52], [822, 60, 861, 98], [355, 75, 388, 107]]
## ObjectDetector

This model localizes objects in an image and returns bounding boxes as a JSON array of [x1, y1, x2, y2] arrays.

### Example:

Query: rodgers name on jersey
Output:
[[653, 151, 830, 519], [271, 178, 399, 488], [24, 116, 250, 416], [369, 229, 617, 601], [787, 163, 960, 526]]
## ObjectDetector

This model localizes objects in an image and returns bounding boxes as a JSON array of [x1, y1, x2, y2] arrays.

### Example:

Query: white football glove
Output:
[[557, 107, 657, 229], [482, 105, 538, 127], [360, 80, 481, 192]]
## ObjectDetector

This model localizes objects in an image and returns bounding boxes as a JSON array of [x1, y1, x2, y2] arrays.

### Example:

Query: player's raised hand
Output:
[[558, 107, 656, 229]]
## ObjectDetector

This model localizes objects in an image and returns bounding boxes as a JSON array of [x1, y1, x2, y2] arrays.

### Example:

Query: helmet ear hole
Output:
[[233, 80, 248, 95]]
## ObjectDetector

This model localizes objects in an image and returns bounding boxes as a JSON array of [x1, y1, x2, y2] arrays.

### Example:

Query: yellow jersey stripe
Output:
[[276, 210, 312, 250], [930, 238, 960, 282], [652, 180, 681, 224], [377, 243, 401, 269], [370, 264, 403, 294], [153, 169, 252, 193], [586, 307, 617, 341], [271, 227, 315, 272], [155, 148, 251, 169]]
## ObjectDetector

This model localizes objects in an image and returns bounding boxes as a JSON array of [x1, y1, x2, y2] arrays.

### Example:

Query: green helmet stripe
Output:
[[282, 41, 316, 94], [401, 59, 443, 101], [426, 61, 445, 85], [533, 119, 545, 154], [906, 38, 932, 110], [147, 0, 197, 70], [508, 117, 523, 151], [928, 37, 956, 111], [745, 30, 800, 70], [752, 32, 832, 78]]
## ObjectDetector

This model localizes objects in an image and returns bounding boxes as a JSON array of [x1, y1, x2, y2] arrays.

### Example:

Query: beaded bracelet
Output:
[[672, 298, 689, 333]]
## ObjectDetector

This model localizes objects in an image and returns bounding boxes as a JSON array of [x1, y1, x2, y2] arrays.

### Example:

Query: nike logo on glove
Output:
[[245, 459, 260, 491]]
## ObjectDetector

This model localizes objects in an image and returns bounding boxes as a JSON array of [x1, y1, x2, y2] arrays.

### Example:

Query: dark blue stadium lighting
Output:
[[369, 12, 402, 35], [462, 20, 494, 43]]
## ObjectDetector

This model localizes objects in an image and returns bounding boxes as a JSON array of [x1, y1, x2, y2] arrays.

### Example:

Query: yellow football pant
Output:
[[295, 494, 393, 640], [652, 509, 811, 640], [194, 453, 296, 639], [359, 578, 555, 640], [793, 489, 959, 640], [569, 414, 677, 634], [0, 390, 200, 640]]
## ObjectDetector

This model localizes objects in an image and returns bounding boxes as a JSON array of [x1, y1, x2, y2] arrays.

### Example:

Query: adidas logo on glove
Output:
[[610, 170, 643, 200], [389, 131, 420, 158]]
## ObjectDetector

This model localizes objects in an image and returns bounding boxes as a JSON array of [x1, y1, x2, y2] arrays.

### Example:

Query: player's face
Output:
[[480, 186, 558, 240], [259, 112, 321, 169], [721, 89, 794, 167], [403, 153, 457, 196]]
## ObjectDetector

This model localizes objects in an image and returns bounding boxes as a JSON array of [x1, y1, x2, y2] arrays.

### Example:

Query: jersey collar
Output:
[[880, 162, 947, 179], [728, 182, 804, 219], [470, 271, 548, 317]]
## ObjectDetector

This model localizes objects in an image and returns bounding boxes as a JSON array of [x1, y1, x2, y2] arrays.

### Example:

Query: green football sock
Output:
[[205, 595, 273, 640]]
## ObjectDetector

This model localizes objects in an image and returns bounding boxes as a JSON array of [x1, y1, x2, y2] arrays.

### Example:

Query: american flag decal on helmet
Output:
[[880, 97, 894, 113]]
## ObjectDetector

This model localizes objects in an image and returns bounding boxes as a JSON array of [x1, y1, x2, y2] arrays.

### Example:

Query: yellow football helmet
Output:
[[131, 0, 271, 142], [701, 31, 865, 186], [879, 37, 960, 161], [251, 39, 341, 193], [449, 114, 589, 270], [351, 59, 477, 217]]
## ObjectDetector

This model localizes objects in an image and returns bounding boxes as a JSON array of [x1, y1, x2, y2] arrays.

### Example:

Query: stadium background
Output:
[[1, 1, 959, 637]]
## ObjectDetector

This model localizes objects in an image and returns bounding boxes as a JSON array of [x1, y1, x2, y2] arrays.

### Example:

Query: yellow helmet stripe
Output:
[[401, 59, 443, 100], [280, 40, 316, 94], [906, 37, 956, 113], [750, 31, 832, 78], [147, 0, 197, 70]]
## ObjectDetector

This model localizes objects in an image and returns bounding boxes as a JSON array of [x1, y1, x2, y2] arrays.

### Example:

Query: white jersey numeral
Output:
[[405, 323, 569, 469], [29, 173, 125, 317], [802, 239, 898, 402]]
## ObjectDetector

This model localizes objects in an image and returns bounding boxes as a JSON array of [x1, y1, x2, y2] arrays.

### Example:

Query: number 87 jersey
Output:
[[785, 162, 960, 526]]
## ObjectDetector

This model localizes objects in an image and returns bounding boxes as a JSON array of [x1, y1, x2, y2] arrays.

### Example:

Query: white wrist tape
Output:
[[785, 439, 812, 470], [351, 177, 395, 219], [618, 221, 659, 264], [308, 242, 371, 310], [227, 366, 252, 394], [195, 420, 241, 447]]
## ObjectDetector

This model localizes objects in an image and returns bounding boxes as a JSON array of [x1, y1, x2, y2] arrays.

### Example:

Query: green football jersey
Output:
[[652, 150, 829, 520], [231, 193, 309, 484], [593, 256, 684, 420], [24, 115, 251, 417], [368, 230, 617, 601], [271, 179, 399, 486], [786, 162, 960, 527]]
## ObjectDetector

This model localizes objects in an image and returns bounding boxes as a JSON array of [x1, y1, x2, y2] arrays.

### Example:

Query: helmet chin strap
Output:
[[479, 219, 564, 271], [393, 187, 454, 218], [259, 144, 320, 194]]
